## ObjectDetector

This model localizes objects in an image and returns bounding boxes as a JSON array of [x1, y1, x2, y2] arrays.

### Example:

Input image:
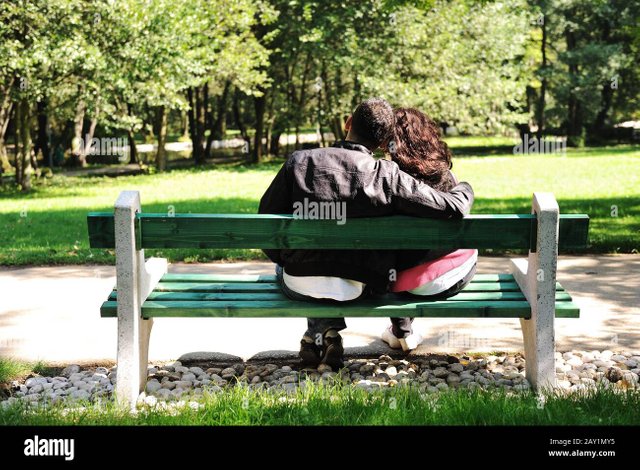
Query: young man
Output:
[[258, 98, 474, 369]]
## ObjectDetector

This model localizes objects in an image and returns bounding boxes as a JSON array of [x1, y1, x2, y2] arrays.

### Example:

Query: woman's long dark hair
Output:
[[391, 108, 454, 191]]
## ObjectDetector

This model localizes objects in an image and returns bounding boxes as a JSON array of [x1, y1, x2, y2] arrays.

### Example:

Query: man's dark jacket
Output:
[[258, 141, 474, 291]]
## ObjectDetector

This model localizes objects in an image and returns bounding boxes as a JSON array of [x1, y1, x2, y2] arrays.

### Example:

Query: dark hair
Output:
[[350, 98, 395, 149], [390, 107, 454, 191]]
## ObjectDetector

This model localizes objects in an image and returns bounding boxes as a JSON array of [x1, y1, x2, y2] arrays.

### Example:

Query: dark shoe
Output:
[[320, 329, 344, 370], [299, 335, 322, 367]]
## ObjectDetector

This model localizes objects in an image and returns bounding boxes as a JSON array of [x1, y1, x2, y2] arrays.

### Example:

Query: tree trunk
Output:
[[72, 100, 86, 166], [188, 86, 206, 165], [156, 105, 168, 172], [0, 102, 13, 174], [200, 82, 210, 160], [187, 88, 196, 160], [126, 129, 137, 164], [181, 110, 189, 140], [82, 112, 98, 164], [294, 52, 313, 150], [252, 90, 266, 163], [536, 15, 547, 140], [232, 88, 250, 160], [34, 99, 51, 167], [126, 103, 138, 164], [206, 81, 230, 157], [15, 98, 32, 191], [565, 13, 583, 146], [212, 81, 230, 140]]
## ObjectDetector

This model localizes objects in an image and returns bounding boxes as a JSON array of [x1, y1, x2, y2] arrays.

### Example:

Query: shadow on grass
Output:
[[0, 194, 638, 266]]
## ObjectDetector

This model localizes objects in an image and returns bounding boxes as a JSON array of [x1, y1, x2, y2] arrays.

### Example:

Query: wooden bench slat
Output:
[[100, 299, 579, 319], [162, 273, 277, 283], [107, 289, 572, 302], [87, 213, 589, 251]]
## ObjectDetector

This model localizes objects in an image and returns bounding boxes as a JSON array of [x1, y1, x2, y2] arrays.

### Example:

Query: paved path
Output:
[[1, 256, 638, 364]]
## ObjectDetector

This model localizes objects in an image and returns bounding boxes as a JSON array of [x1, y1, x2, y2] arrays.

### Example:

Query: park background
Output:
[[0, 0, 639, 425]]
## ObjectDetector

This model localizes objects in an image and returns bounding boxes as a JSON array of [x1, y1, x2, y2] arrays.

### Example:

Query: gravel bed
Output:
[[2, 350, 639, 409]]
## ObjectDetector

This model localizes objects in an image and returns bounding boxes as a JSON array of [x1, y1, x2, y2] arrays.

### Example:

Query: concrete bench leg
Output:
[[510, 192, 559, 391], [114, 191, 167, 408]]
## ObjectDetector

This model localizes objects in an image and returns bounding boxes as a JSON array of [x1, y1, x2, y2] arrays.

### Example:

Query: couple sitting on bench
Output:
[[259, 98, 477, 369]]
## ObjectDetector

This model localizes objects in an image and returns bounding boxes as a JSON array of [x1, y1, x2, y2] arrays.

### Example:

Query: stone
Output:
[[605, 368, 623, 383], [175, 366, 189, 374], [385, 366, 398, 378], [206, 367, 222, 375], [435, 382, 449, 391], [146, 380, 162, 393], [503, 371, 523, 380], [189, 367, 204, 376], [221, 367, 237, 377], [476, 376, 492, 386], [25, 377, 48, 388], [580, 353, 594, 363], [61, 365, 81, 377], [448, 363, 464, 374], [566, 357, 583, 368], [600, 350, 614, 361], [161, 381, 176, 390], [144, 395, 158, 406], [154, 388, 171, 400], [68, 373, 84, 382], [174, 381, 193, 389], [433, 367, 449, 378], [317, 364, 333, 374], [70, 390, 91, 401], [611, 354, 627, 363], [446, 374, 461, 386], [282, 383, 298, 393], [356, 380, 373, 390], [181, 373, 196, 382], [29, 384, 44, 394], [251, 375, 261, 384]]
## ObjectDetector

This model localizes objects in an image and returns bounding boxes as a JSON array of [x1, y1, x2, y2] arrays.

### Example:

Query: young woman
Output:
[[381, 108, 478, 351]]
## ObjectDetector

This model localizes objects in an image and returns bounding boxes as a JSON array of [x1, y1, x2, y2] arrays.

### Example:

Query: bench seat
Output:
[[100, 273, 580, 319]]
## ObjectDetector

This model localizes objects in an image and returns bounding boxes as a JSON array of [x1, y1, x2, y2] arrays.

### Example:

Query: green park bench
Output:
[[87, 190, 589, 406]]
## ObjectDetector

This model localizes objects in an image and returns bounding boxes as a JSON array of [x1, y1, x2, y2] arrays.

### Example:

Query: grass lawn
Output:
[[2, 382, 639, 425], [1, 139, 638, 265]]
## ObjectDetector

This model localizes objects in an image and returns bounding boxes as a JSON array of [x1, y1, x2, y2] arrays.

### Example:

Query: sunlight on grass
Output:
[[1, 140, 638, 265]]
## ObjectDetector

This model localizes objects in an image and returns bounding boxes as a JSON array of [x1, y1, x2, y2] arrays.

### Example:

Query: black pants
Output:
[[275, 263, 477, 339]]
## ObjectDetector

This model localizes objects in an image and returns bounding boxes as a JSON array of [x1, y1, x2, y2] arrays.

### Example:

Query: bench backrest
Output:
[[87, 212, 589, 251]]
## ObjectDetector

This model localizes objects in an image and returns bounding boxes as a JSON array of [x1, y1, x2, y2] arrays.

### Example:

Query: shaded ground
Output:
[[0, 256, 638, 364]]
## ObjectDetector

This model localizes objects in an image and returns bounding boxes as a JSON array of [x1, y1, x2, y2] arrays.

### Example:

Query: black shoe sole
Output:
[[299, 342, 322, 367], [321, 342, 344, 370]]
